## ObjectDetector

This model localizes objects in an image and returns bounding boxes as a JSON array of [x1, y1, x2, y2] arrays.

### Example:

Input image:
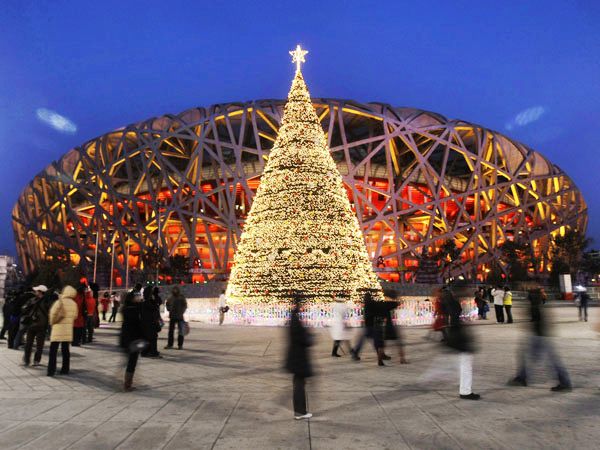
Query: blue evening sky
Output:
[[0, 0, 599, 257]]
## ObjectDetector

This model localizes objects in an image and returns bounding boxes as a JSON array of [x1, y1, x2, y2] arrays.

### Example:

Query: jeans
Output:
[[24, 327, 46, 364], [505, 305, 513, 323], [478, 306, 487, 319], [109, 307, 118, 322], [47, 342, 70, 375], [167, 320, 184, 348], [459, 353, 473, 395], [293, 374, 307, 415], [494, 305, 504, 323], [517, 335, 571, 386], [73, 327, 84, 345]]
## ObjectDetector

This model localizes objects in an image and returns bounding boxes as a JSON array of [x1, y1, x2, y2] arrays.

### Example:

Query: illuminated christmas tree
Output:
[[226, 45, 382, 303]]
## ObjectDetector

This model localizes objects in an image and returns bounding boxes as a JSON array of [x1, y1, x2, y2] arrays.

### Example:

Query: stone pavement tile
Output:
[[19, 422, 99, 450], [108, 393, 175, 423], [209, 392, 311, 449], [148, 394, 205, 423], [116, 422, 183, 449], [0, 420, 20, 433], [163, 395, 242, 449], [520, 417, 599, 449], [67, 420, 141, 450], [309, 391, 408, 449], [481, 418, 562, 449], [70, 394, 132, 423], [34, 398, 103, 422], [0, 398, 66, 421], [372, 390, 463, 449], [0, 422, 59, 449]]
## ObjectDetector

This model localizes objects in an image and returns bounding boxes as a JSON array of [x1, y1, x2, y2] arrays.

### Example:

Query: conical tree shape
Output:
[[226, 67, 382, 303]]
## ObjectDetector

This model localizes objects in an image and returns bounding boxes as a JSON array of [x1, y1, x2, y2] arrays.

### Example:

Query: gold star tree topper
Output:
[[289, 44, 308, 72]]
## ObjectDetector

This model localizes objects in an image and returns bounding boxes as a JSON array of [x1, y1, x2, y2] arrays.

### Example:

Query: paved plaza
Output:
[[0, 305, 599, 449]]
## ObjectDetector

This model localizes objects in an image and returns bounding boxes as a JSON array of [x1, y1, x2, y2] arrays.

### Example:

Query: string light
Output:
[[226, 45, 382, 304]]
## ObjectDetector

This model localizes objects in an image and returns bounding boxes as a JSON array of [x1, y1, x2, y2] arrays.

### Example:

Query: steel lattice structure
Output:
[[12, 99, 587, 284]]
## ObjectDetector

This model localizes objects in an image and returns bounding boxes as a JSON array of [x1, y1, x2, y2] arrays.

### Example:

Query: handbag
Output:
[[179, 320, 190, 336]]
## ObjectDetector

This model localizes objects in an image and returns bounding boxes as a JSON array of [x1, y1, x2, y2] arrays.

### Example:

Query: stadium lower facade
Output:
[[12, 99, 587, 285]]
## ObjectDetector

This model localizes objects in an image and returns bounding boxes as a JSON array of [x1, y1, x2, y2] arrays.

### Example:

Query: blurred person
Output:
[[12, 288, 32, 349], [72, 284, 86, 346], [474, 286, 487, 320], [164, 286, 187, 350], [285, 293, 313, 420], [442, 285, 480, 400], [503, 286, 513, 324], [0, 290, 15, 340], [89, 282, 100, 329], [508, 287, 572, 392], [22, 285, 50, 367], [382, 291, 408, 364], [577, 290, 590, 322], [47, 286, 78, 377], [491, 285, 505, 323], [83, 285, 96, 343], [351, 288, 378, 362], [218, 290, 228, 325], [141, 285, 162, 358], [428, 289, 447, 341], [120, 290, 147, 391], [330, 293, 352, 357], [100, 292, 111, 321], [108, 292, 120, 322]]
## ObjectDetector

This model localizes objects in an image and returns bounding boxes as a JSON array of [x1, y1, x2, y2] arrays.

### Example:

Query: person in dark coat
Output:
[[165, 286, 187, 350], [10, 289, 31, 349], [120, 291, 147, 391], [382, 291, 408, 364], [351, 288, 379, 362], [22, 285, 50, 366], [440, 286, 480, 400], [508, 287, 572, 392], [285, 294, 313, 420], [141, 286, 161, 358], [108, 292, 120, 322]]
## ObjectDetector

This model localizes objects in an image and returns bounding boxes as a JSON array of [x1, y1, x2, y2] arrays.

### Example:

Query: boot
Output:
[[377, 348, 385, 366], [124, 372, 135, 392], [331, 341, 341, 357]]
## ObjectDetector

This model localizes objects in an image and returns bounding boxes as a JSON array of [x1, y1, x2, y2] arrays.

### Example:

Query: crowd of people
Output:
[[0, 281, 188, 390], [0, 281, 582, 420]]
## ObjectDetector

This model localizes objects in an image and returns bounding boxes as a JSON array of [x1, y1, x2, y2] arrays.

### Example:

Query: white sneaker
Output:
[[294, 413, 312, 420]]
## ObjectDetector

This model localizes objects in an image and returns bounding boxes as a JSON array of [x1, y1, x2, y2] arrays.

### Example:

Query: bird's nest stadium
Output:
[[12, 99, 587, 285]]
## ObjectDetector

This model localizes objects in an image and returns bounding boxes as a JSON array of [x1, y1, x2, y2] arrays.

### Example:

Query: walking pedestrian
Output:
[[441, 286, 480, 400], [11, 289, 31, 349], [47, 286, 78, 377], [100, 292, 110, 321], [508, 287, 572, 392], [503, 286, 513, 324], [0, 290, 15, 340], [141, 285, 161, 358], [285, 293, 313, 420], [22, 285, 50, 367], [108, 292, 120, 322], [491, 285, 505, 323], [577, 290, 590, 322], [84, 285, 96, 343], [330, 293, 352, 357], [382, 291, 409, 364], [120, 290, 147, 391], [351, 288, 379, 362], [218, 290, 228, 325], [72, 284, 86, 346], [164, 286, 187, 350]]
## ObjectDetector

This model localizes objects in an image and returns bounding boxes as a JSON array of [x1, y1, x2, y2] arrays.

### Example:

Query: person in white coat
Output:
[[330, 294, 352, 357], [491, 285, 505, 323]]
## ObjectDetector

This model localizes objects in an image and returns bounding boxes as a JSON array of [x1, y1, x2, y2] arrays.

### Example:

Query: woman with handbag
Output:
[[47, 286, 78, 377], [330, 293, 352, 357]]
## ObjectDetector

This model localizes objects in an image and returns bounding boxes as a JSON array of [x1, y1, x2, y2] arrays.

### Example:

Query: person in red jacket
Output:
[[100, 292, 111, 321], [72, 284, 86, 346], [84, 287, 96, 343]]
